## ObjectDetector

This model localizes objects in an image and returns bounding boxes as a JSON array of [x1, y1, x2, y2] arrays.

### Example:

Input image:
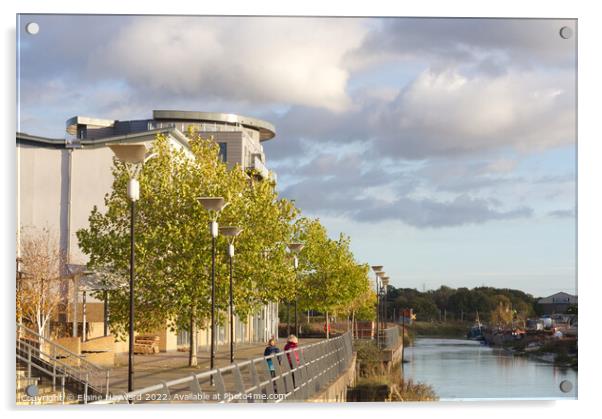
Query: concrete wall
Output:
[[18, 144, 65, 249], [308, 353, 357, 403]]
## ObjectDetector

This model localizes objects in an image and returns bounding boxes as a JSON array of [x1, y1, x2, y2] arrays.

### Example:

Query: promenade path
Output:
[[109, 338, 325, 394]]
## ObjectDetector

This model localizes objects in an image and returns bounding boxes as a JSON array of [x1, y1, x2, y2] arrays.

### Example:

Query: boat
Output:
[[467, 311, 485, 340]]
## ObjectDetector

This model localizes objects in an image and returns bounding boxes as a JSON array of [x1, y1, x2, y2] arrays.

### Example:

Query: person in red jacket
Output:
[[283, 335, 300, 388], [284, 335, 299, 366]]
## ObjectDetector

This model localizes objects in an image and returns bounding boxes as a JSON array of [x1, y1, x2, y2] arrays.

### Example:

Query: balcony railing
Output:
[[249, 155, 270, 180]]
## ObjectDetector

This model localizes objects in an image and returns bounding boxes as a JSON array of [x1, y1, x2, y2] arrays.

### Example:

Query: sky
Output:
[[16, 15, 577, 298]]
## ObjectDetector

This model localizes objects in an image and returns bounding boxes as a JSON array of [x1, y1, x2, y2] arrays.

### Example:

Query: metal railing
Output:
[[16, 323, 111, 403], [354, 326, 401, 349], [94, 332, 353, 404], [379, 326, 401, 350]]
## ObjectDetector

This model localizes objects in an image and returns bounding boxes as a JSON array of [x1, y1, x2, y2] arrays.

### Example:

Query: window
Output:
[[218, 142, 227, 162]]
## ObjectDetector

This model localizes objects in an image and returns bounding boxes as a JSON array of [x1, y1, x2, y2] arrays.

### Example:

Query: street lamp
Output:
[[381, 277, 390, 329], [109, 143, 153, 393], [371, 266, 383, 346], [198, 197, 228, 373], [288, 242, 304, 336], [219, 226, 243, 363]]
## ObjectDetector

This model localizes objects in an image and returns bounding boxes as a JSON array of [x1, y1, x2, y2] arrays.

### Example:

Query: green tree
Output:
[[294, 218, 371, 338], [78, 132, 297, 365]]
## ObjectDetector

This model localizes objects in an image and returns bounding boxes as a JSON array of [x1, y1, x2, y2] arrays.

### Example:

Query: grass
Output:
[[352, 365, 438, 402], [390, 377, 438, 402]]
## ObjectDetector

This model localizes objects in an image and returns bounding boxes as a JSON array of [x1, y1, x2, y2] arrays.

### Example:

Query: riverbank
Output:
[[502, 337, 578, 368], [409, 321, 471, 339], [349, 340, 438, 402]]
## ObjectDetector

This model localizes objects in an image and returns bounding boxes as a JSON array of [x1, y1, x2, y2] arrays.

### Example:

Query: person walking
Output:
[[284, 335, 300, 389], [264, 338, 280, 378]]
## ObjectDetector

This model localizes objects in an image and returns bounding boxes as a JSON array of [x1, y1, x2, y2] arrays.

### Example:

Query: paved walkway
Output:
[[109, 338, 325, 394]]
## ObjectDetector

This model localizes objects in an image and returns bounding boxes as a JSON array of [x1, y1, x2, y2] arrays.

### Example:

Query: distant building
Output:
[[537, 292, 577, 314], [17, 110, 279, 352]]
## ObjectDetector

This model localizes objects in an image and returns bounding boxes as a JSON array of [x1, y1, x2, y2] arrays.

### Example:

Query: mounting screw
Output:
[[25, 384, 38, 397], [559, 380, 573, 393], [25, 22, 39, 35], [559, 26, 573, 40]]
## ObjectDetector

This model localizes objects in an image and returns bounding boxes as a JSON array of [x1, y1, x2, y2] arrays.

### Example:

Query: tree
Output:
[[490, 295, 513, 327], [412, 297, 439, 322], [17, 228, 65, 339], [294, 218, 371, 338], [78, 132, 298, 365]]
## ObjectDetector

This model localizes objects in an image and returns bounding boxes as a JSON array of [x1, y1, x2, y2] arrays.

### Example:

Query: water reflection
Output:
[[403, 338, 577, 400]]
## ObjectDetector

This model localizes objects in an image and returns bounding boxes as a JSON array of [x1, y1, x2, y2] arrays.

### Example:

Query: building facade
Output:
[[17, 110, 280, 353], [537, 292, 578, 315]]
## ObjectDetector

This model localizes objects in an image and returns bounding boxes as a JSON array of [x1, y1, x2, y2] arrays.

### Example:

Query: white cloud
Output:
[[373, 68, 575, 158], [92, 17, 368, 112], [267, 67, 575, 160], [485, 158, 517, 173]]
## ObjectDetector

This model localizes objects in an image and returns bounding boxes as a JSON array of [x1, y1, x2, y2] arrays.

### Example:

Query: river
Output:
[[402, 338, 577, 400]]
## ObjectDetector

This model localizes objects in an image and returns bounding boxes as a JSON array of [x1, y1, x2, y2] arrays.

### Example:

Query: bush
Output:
[[390, 379, 438, 401], [355, 340, 384, 376]]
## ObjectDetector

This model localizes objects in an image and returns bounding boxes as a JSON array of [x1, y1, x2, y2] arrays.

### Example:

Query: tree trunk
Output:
[[326, 311, 330, 339], [189, 310, 198, 367]]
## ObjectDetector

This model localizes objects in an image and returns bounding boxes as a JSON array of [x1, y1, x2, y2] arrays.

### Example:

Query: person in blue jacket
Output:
[[264, 338, 280, 378]]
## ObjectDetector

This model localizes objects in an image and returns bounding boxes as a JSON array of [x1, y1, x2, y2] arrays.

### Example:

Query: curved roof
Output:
[[152, 110, 276, 141]]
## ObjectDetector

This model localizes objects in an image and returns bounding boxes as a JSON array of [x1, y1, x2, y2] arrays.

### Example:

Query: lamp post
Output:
[[288, 242, 304, 336], [219, 226, 243, 363], [198, 197, 228, 373], [371, 266, 383, 347], [381, 277, 390, 329], [109, 143, 152, 393]]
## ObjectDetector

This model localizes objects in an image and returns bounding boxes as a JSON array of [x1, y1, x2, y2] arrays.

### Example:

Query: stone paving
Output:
[[109, 338, 325, 394]]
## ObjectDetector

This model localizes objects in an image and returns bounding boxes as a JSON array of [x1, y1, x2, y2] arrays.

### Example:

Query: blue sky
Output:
[[17, 15, 576, 297]]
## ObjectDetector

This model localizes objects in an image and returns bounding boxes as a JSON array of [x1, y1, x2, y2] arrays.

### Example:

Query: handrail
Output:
[[16, 322, 111, 401], [17, 323, 105, 372], [354, 326, 401, 349], [380, 326, 401, 349], [93, 332, 353, 404]]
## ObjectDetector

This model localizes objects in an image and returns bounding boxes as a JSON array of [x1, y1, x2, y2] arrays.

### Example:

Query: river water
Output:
[[403, 338, 577, 400]]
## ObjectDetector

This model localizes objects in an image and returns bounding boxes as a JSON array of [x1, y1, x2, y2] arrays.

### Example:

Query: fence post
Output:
[[27, 346, 31, 378], [232, 364, 246, 403], [53, 344, 60, 391], [61, 376, 66, 405], [84, 372, 89, 404], [105, 370, 110, 399]]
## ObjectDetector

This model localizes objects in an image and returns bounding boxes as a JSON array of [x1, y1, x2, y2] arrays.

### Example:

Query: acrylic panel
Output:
[[16, 14, 577, 405]]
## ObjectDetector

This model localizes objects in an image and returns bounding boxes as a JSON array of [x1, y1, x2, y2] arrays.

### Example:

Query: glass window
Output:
[[218, 142, 227, 162]]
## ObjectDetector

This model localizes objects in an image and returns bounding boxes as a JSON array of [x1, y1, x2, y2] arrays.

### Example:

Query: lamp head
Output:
[[287, 242, 304, 254], [371, 265, 383, 273], [219, 226, 243, 237], [109, 143, 149, 164], [198, 197, 228, 212]]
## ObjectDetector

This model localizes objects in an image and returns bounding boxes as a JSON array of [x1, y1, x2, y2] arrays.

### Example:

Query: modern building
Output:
[[17, 110, 280, 353], [65, 110, 276, 180], [537, 292, 578, 315]]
